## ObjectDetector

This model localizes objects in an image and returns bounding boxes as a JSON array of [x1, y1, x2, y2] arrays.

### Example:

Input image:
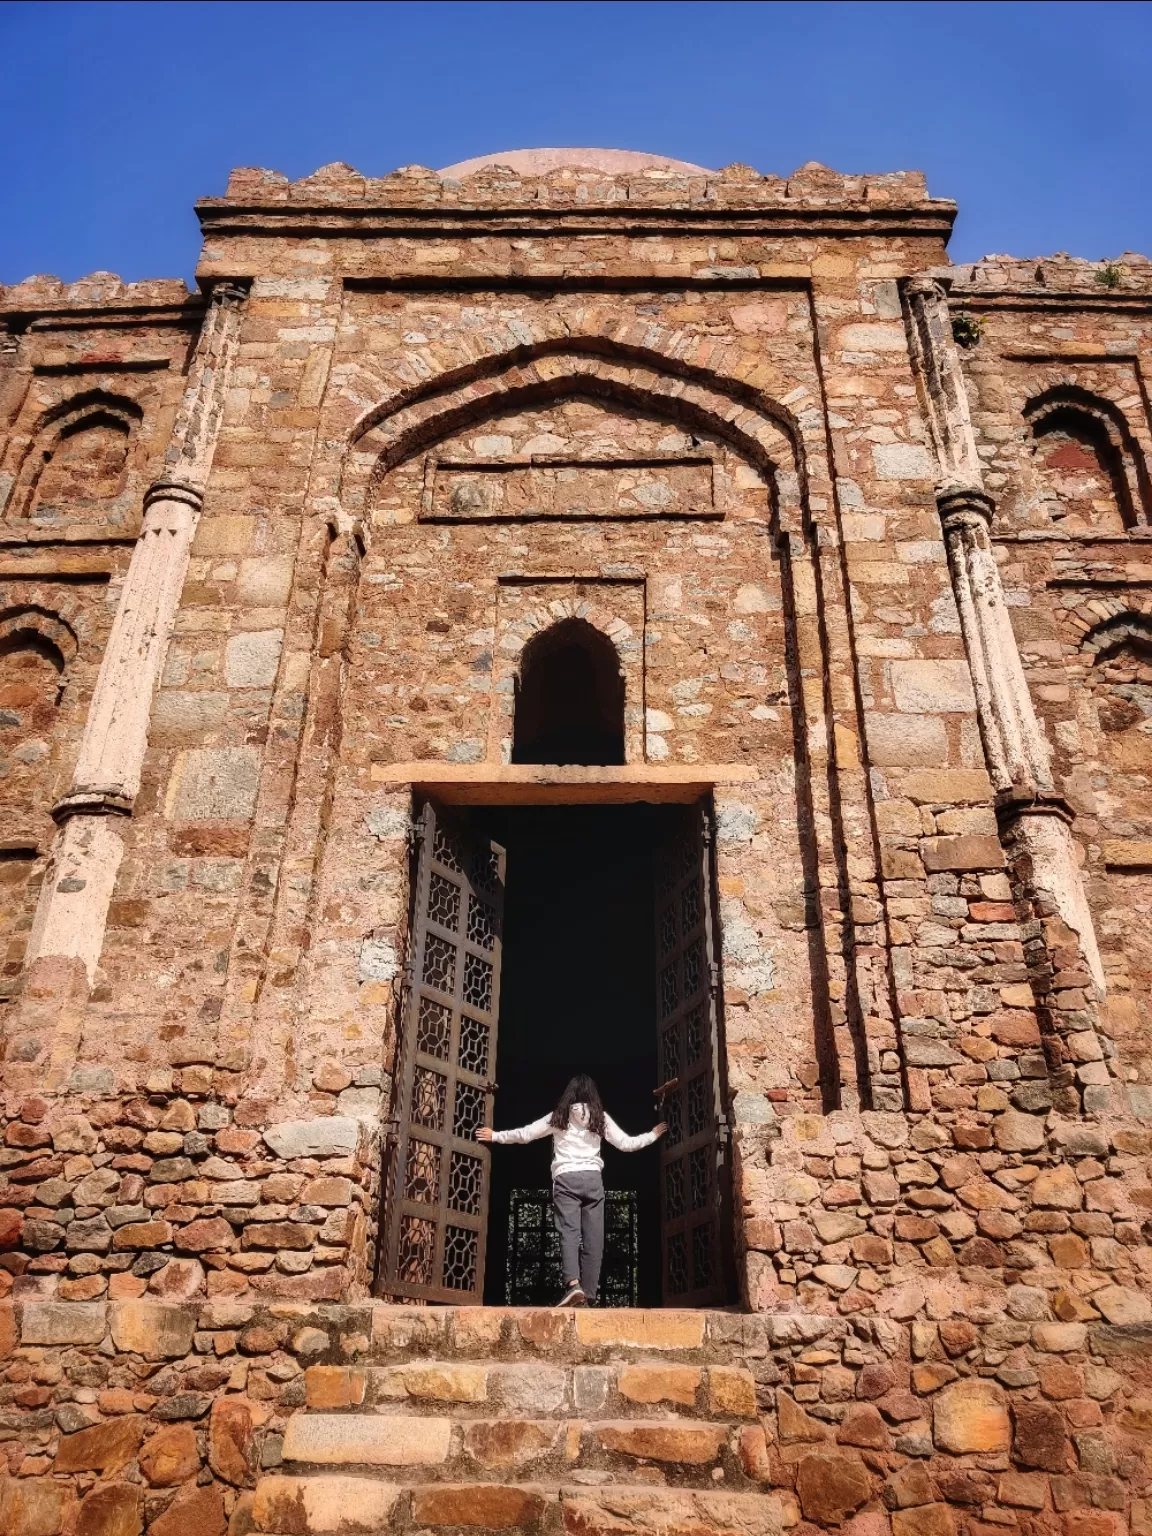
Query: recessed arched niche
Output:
[[15, 395, 143, 526], [1025, 389, 1146, 533], [512, 618, 626, 766]]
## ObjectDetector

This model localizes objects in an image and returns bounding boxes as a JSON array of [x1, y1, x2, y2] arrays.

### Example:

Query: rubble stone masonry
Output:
[[0, 149, 1151, 1534]]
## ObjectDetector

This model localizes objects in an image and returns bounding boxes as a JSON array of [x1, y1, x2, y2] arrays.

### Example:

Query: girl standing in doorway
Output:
[[477, 1073, 666, 1307]]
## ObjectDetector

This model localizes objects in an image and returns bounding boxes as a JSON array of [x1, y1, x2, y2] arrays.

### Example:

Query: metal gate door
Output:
[[654, 804, 731, 1306], [380, 802, 505, 1302]]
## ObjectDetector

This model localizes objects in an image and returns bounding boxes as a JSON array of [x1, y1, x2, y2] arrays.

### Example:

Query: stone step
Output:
[[357, 1304, 832, 1366], [253, 1476, 792, 1535], [304, 1360, 761, 1420], [280, 1411, 759, 1487]]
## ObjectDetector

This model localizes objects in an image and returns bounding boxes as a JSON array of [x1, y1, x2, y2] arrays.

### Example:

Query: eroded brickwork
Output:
[[0, 153, 1150, 1535]]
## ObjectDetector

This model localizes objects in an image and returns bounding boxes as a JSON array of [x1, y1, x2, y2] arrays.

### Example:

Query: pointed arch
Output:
[[1024, 385, 1149, 530], [12, 390, 143, 522], [338, 341, 806, 532], [512, 617, 626, 766]]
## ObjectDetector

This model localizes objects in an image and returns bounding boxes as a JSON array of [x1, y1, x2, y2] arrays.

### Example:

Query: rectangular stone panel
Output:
[[425, 456, 717, 520]]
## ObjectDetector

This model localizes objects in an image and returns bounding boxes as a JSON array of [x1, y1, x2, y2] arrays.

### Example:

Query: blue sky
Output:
[[1, 0, 1149, 286]]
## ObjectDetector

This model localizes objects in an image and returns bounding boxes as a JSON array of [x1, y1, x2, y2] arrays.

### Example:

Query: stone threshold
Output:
[[368, 762, 758, 804]]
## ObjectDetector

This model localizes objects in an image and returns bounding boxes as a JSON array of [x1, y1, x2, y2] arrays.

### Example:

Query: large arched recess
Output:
[[329, 337, 879, 1113], [338, 341, 806, 530]]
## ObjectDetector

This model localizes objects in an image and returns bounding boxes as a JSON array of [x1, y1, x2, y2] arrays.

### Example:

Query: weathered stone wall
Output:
[[1, 156, 1151, 1534]]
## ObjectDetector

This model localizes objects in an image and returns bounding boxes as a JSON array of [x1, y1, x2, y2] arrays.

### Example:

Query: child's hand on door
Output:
[[653, 1123, 668, 1138], [476, 1126, 494, 1142]]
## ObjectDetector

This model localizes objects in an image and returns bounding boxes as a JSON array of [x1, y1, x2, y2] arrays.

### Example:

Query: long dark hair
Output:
[[551, 1074, 605, 1136]]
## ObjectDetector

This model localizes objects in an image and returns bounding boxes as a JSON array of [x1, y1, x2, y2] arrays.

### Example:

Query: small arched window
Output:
[[512, 618, 626, 766], [1083, 616, 1152, 737], [29, 411, 131, 520], [1025, 389, 1147, 533]]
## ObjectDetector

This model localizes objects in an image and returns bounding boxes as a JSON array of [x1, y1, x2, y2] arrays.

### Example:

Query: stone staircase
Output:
[[252, 1306, 794, 1535]]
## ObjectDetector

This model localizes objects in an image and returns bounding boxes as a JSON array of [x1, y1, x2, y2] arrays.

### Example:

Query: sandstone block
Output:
[[0, 1475, 70, 1536], [932, 1379, 1010, 1454], [263, 1119, 360, 1159], [20, 1300, 106, 1345], [795, 1451, 872, 1524], [110, 1300, 196, 1358], [574, 1309, 704, 1349], [594, 1421, 727, 1463], [148, 1484, 226, 1536], [904, 769, 993, 804], [463, 1419, 562, 1468], [73, 1483, 141, 1536], [148, 1258, 206, 1301], [253, 1475, 400, 1534], [282, 1413, 452, 1465], [866, 714, 948, 767], [1092, 1285, 1152, 1325], [836, 1402, 890, 1449], [777, 1393, 829, 1443], [140, 1423, 201, 1486], [892, 1505, 956, 1536], [922, 835, 1005, 872], [176, 1217, 235, 1253], [489, 1363, 567, 1414], [54, 1415, 146, 1474], [707, 1367, 757, 1418], [1013, 1402, 1068, 1472], [616, 1364, 701, 1407], [1032, 1166, 1082, 1210], [998, 1472, 1048, 1509], [412, 1485, 547, 1530], [993, 1111, 1046, 1152], [167, 746, 262, 822], [377, 1364, 489, 1402], [210, 1395, 271, 1486], [306, 1367, 366, 1408], [112, 1220, 173, 1250]]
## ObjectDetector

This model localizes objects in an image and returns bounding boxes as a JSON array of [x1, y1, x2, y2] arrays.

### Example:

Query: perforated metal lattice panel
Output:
[[505, 1187, 638, 1306], [380, 802, 505, 1303]]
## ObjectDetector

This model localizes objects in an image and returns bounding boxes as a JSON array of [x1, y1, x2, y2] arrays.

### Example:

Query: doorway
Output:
[[378, 797, 734, 1307], [477, 805, 665, 1305]]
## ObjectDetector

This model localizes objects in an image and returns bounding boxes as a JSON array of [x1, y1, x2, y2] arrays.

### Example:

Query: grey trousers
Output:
[[553, 1170, 605, 1298]]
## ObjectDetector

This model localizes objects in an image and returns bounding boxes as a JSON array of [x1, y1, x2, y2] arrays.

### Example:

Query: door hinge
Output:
[[709, 962, 721, 993]]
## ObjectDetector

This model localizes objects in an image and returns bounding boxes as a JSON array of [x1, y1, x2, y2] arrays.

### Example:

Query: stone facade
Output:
[[1, 149, 1151, 1534]]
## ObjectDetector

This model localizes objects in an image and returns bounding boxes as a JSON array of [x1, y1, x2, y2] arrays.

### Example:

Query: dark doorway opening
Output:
[[474, 804, 670, 1306], [512, 619, 626, 766]]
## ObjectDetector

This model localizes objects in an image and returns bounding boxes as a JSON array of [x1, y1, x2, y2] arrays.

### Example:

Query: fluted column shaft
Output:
[[905, 275, 1108, 1030], [25, 283, 246, 986]]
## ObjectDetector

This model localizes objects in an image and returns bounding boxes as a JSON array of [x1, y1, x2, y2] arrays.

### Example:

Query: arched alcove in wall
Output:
[[1025, 387, 1148, 533], [12, 392, 142, 524], [0, 609, 76, 994], [512, 618, 625, 766]]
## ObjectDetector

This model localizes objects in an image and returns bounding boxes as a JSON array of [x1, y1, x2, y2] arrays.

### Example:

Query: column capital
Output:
[[905, 272, 950, 303], [144, 476, 204, 513], [937, 485, 995, 533], [994, 786, 1076, 827], [52, 787, 134, 823], [206, 279, 250, 306]]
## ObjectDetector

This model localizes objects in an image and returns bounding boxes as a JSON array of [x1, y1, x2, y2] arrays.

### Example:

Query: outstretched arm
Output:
[[477, 1114, 553, 1145], [603, 1115, 667, 1153]]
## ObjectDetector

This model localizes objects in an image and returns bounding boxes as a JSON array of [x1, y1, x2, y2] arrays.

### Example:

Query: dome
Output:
[[437, 147, 711, 179]]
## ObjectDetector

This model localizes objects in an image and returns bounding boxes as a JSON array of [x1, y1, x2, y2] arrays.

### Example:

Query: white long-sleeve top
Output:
[[489, 1101, 659, 1178]]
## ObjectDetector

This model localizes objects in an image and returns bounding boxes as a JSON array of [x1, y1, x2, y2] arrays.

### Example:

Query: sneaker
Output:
[[556, 1283, 586, 1308]]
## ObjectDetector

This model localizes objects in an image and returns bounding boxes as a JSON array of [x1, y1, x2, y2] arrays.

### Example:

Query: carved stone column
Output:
[[24, 282, 247, 990], [905, 275, 1111, 1109]]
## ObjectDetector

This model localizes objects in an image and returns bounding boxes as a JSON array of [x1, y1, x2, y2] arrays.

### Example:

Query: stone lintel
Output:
[[368, 762, 757, 805]]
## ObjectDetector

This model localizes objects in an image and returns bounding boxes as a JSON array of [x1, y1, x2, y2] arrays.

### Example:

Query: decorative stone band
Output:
[[938, 486, 1053, 798]]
